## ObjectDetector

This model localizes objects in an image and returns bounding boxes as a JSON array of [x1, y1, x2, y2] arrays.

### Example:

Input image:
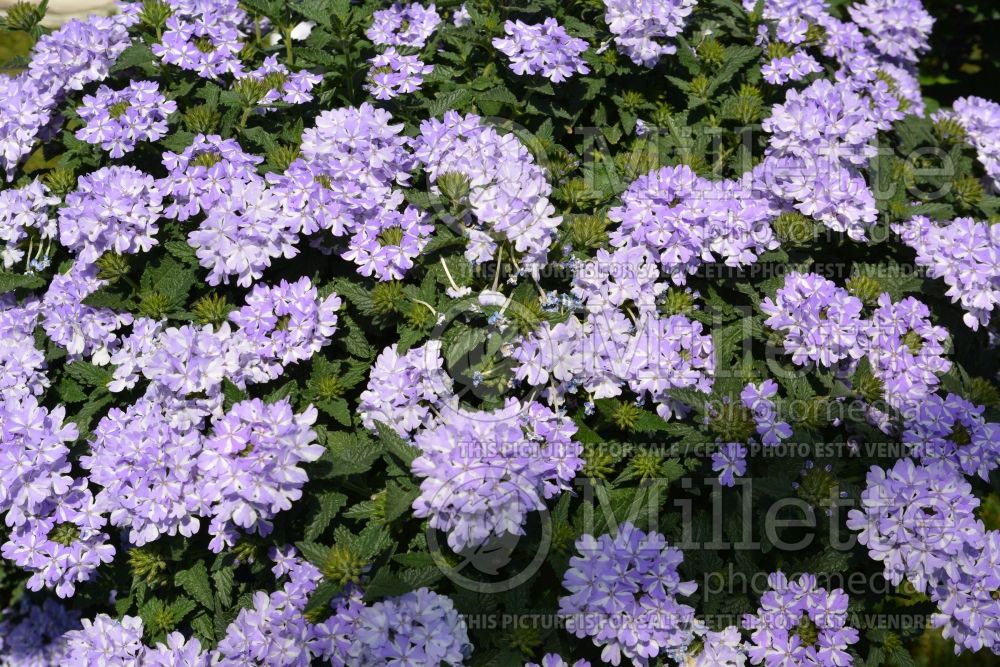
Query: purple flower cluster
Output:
[[867, 295, 951, 409], [602, 0, 696, 67], [312, 587, 472, 666], [215, 553, 321, 666], [359, 341, 453, 436], [933, 96, 1000, 192], [366, 2, 441, 48], [0, 599, 79, 665], [847, 459, 1000, 653], [608, 165, 777, 284], [511, 307, 715, 420], [528, 656, 592, 667], [847, 0, 934, 65], [342, 204, 434, 281], [152, 0, 246, 79], [27, 10, 137, 93], [229, 276, 341, 380], [762, 50, 823, 86], [0, 179, 58, 271], [42, 261, 132, 358], [410, 399, 583, 551], [237, 55, 323, 108], [492, 19, 590, 82], [64, 614, 146, 664], [198, 398, 322, 551], [0, 298, 48, 401], [761, 272, 867, 368], [560, 522, 698, 666], [0, 396, 114, 597], [901, 393, 1000, 481], [57, 165, 163, 264], [413, 111, 561, 266], [83, 399, 205, 546], [690, 625, 747, 666], [742, 572, 859, 666], [75, 80, 176, 157], [893, 215, 1000, 330], [758, 79, 880, 241], [160, 133, 263, 221], [0, 76, 57, 181], [366, 48, 433, 100], [188, 175, 300, 287]]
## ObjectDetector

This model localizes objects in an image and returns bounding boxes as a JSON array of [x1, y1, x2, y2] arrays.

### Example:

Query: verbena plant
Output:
[[0, 0, 999, 665]]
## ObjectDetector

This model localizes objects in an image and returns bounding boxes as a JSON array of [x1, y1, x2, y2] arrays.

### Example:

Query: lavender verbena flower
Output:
[[560, 522, 698, 666], [846, 458, 985, 592], [626, 314, 716, 420], [690, 625, 747, 666], [0, 179, 58, 270], [63, 615, 145, 664], [492, 19, 590, 82], [159, 133, 264, 221], [140, 322, 244, 399], [741, 380, 792, 445], [26, 11, 137, 94], [1, 476, 115, 598], [367, 2, 441, 48], [758, 78, 881, 240], [229, 277, 340, 378], [933, 96, 1000, 193], [237, 55, 323, 107], [712, 443, 748, 487], [571, 244, 666, 315], [603, 0, 696, 67], [0, 396, 76, 529], [75, 80, 177, 157], [413, 111, 561, 266], [42, 261, 132, 358], [152, 15, 245, 79], [58, 165, 163, 264], [187, 175, 300, 287], [360, 589, 471, 665], [0, 298, 47, 400], [144, 633, 209, 667], [366, 47, 433, 100], [510, 309, 714, 419], [607, 166, 777, 284], [342, 205, 433, 280], [214, 557, 322, 667], [0, 75, 57, 181], [892, 215, 1000, 330], [930, 530, 1000, 655], [297, 103, 413, 228], [359, 340, 453, 436], [266, 158, 356, 236], [527, 655, 592, 667], [742, 572, 859, 666], [877, 63, 926, 116], [866, 294, 951, 410], [453, 4, 471, 27], [762, 50, 822, 85], [410, 399, 583, 552], [0, 599, 79, 665], [761, 272, 867, 368], [308, 585, 367, 665], [901, 393, 1000, 482], [847, 0, 934, 65], [754, 155, 878, 242], [198, 398, 322, 552], [82, 399, 205, 546]]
